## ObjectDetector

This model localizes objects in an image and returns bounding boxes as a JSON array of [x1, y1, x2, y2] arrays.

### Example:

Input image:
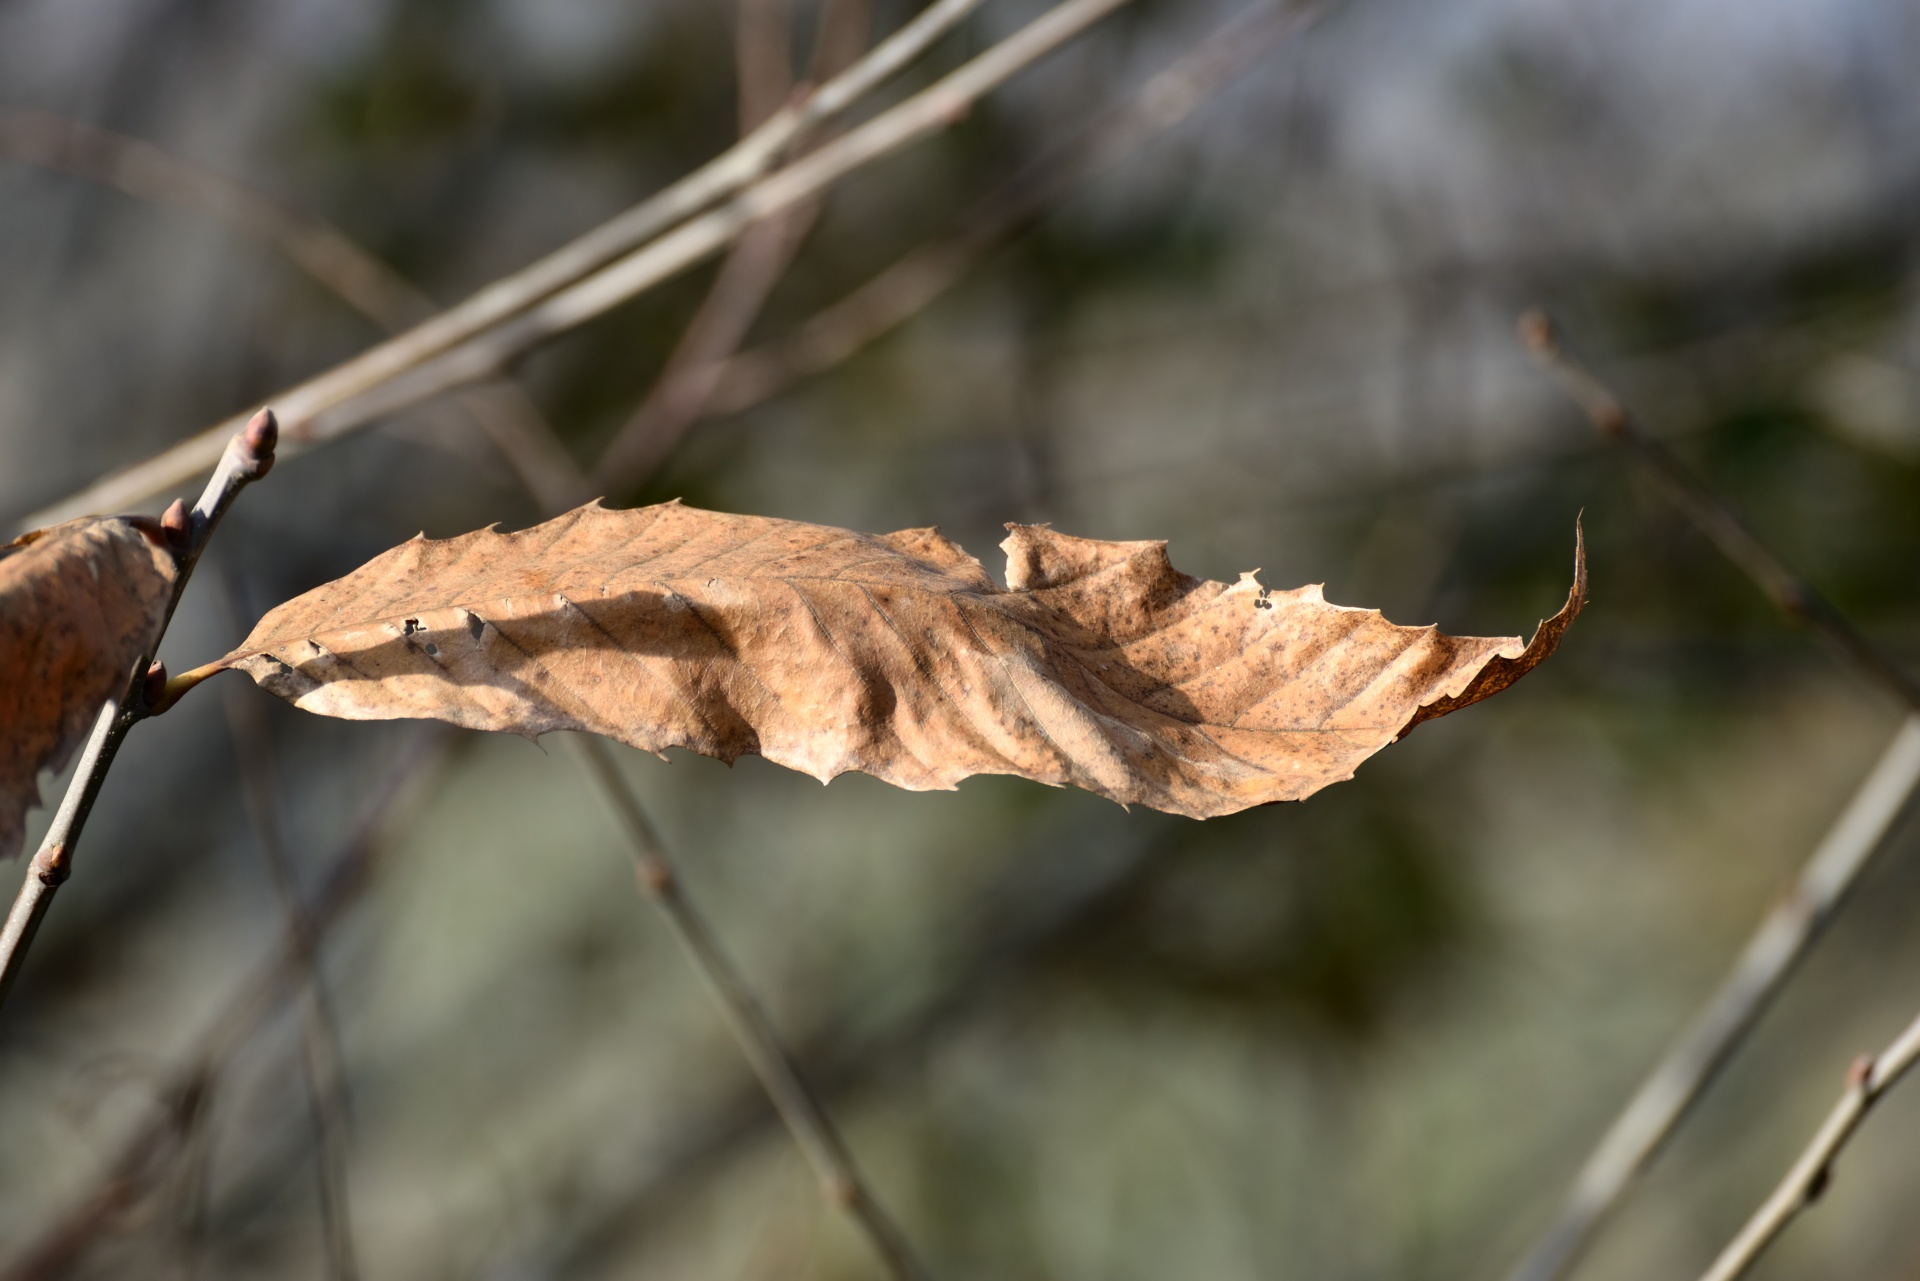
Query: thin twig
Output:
[[1519, 312, 1920, 710], [1502, 713, 1920, 1281], [589, 0, 815, 493], [219, 618, 360, 1281], [0, 411, 277, 1015], [359, 0, 1137, 421], [8, 104, 933, 1274], [592, 0, 886, 493], [16, 0, 994, 529], [0, 109, 583, 512], [1697, 1004, 1920, 1281], [1501, 316, 1920, 1280], [574, 14, 931, 1271], [523, 802, 1178, 1278], [0, 729, 452, 1281], [710, 0, 1326, 417], [568, 734, 932, 1281], [0, 108, 425, 333]]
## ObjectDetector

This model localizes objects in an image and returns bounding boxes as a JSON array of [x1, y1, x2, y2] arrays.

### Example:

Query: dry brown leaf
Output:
[[219, 501, 1583, 818], [1, 517, 178, 858]]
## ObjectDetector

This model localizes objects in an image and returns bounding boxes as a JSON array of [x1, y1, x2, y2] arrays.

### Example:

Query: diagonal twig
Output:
[[1501, 314, 1920, 1281], [591, 0, 886, 494], [1697, 1000, 1920, 1281], [569, 735, 932, 1281], [590, 0, 821, 494], [0, 411, 278, 1015], [1519, 311, 1920, 711], [1501, 713, 1920, 1281], [9, 94, 933, 1276], [16, 0, 1006, 529], [568, 8, 932, 1273], [709, 0, 1329, 418], [0, 108, 583, 513], [0, 729, 452, 1281], [219, 618, 360, 1281]]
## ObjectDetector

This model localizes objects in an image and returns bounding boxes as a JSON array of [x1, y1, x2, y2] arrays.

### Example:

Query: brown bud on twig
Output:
[[1593, 401, 1630, 440], [240, 408, 278, 477], [1516, 309, 1557, 354], [141, 661, 169, 710], [160, 499, 192, 549]]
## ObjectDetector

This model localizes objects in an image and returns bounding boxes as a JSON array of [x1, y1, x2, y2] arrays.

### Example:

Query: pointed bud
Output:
[[143, 661, 169, 709], [242, 407, 278, 460], [160, 499, 192, 549], [1517, 310, 1556, 354]]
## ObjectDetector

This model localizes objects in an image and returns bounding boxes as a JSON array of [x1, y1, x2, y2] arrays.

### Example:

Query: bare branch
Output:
[[1520, 312, 1920, 711], [0, 729, 451, 1280], [1503, 713, 1920, 1281], [1697, 1002, 1920, 1281], [0, 109, 424, 332], [1500, 317, 1920, 1281], [0, 411, 278, 1014], [568, 736, 932, 1281], [590, 0, 872, 493], [15, 0, 998, 528], [220, 645, 360, 1281], [0, 110, 584, 515], [708, 0, 1325, 415], [737, 0, 797, 133]]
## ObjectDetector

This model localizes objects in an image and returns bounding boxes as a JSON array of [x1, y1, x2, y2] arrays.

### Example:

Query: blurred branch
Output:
[[589, 0, 815, 493], [710, 0, 1327, 417], [1519, 312, 1920, 711], [15, 0, 1005, 527], [531, 806, 1177, 1277], [6, 91, 930, 1268], [1697, 1005, 1920, 1281], [738, 0, 797, 132], [591, 0, 883, 494], [0, 412, 277, 1016], [0, 729, 452, 1281], [1501, 714, 1920, 1281], [570, 736, 932, 1281], [574, 11, 932, 1272], [0, 109, 583, 513], [219, 620, 359, 1281], [0, 108, 423, 332], [1503, 315, 1920, 1281]]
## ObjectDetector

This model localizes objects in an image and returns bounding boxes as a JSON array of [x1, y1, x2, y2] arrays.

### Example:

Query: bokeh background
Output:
[[4, 0, 1920, 1278]]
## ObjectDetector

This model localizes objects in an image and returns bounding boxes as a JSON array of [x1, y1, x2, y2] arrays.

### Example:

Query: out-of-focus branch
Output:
[[15, 0, 1005, 528], [1501, 714, 1920, 1281], [569, 736, 932, 1281], [0, 412, 277, 1015], [1501, 316, 1920, 1281], [1697, 1005, 1920, 1281], [738, 0, 797, 132], [220, 641, 359, 1281], [0, 729, 451, 1281], [589, 0, 810, 493], [708, 0, 1325, 417], [0, 109, 583, 513], [574, 11, 932, 1275], [1519, 312, 1920, 710], [591, 0, 876, 494], [0, 109, 422, 332], [522, 805, 1177, 1278], [316, 0, 1139, 482]]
